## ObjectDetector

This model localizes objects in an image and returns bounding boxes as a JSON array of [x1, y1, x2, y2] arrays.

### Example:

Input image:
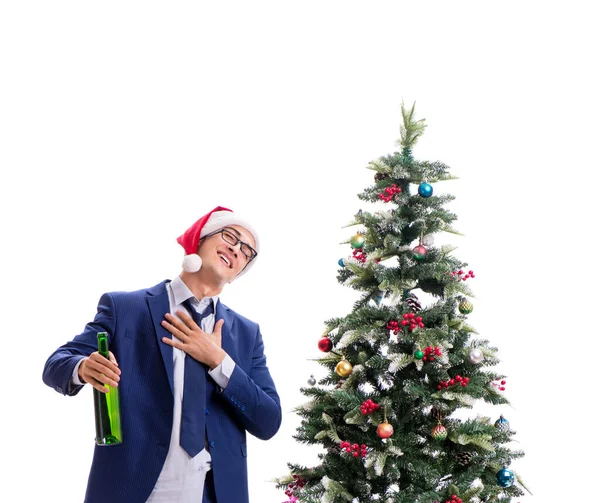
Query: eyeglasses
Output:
[[204, 228, 257, 262]]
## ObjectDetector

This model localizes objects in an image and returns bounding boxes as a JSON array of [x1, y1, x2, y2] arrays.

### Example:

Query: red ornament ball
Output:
[[431, 423, 448, 441], [376, 422, 394, 439], [413, 245, 428, 261], [318, 337, 333, 352]]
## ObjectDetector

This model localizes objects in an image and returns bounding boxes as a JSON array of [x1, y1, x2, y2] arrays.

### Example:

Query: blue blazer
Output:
[[43, 280, 282, 503]]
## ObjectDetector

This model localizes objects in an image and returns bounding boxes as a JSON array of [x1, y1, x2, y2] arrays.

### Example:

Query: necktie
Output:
[[179, 298, 213, 457]]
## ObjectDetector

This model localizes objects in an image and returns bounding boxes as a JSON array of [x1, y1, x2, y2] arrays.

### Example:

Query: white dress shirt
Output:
[[72, 276, 236, 503]]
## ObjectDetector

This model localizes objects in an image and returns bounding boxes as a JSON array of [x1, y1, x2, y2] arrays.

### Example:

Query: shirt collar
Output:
[[170, 275, 219, 311]]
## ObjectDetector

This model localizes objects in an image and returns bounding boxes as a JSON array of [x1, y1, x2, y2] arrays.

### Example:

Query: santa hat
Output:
[[177, 206, 259, 276]]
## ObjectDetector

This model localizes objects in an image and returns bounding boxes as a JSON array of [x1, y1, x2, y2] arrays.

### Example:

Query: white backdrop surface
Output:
[[1, 2, 598, 502]]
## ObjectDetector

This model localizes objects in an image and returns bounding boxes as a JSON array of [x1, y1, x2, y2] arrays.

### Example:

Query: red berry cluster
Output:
[[442, 496, 463, 503], [378, 184, 402, 202], [422, 346, 442, 362], [352, 248, 367, 263], [340, 441, 368, 458], [491, 377, 507, 391], [284, 474, 306, 499], [360, 399, 380, 415], [402, 312, 424, 331], [451, 269, 475, 281], [437, 375, 470, 390], [386, 320, 400, 334]]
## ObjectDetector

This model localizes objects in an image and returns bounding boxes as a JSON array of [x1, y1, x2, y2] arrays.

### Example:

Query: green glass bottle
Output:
[[93, 332, 123, 445]]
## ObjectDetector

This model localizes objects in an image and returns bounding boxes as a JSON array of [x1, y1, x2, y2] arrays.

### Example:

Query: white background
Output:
[[1, 2, 598, 501]]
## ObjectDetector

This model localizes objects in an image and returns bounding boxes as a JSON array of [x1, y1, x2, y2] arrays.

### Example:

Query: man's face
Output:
[[197, 225, 257, 282]]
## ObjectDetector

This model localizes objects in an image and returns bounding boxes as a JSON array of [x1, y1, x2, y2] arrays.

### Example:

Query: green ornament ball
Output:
[[358, 351, 369, 364], [350, 233, 366, 249], [414, 350, 424, 359], [458, 299, 473, 314]]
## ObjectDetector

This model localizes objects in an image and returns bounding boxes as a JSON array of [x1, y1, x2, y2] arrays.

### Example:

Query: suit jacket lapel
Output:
[[147, 281, 174, 395], [146, 287, 234, 397], [216, 300, 235, 360]]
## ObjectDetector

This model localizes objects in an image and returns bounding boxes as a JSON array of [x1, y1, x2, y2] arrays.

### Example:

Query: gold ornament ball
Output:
[[335, 360, 353, 377]]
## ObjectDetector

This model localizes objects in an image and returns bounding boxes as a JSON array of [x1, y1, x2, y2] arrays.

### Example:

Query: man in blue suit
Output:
[[43, 206, 282, 503]]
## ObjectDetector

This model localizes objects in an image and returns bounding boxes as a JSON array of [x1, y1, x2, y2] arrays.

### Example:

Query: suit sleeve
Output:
[[42, 293, 117, 396], [220, 326, 282, 440]]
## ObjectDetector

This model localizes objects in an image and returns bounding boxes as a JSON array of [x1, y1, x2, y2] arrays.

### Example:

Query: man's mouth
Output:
[[217, 252, 232, 269]]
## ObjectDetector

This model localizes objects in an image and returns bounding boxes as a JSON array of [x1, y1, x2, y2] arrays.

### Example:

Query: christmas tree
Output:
[[275, 104, 529, 503]]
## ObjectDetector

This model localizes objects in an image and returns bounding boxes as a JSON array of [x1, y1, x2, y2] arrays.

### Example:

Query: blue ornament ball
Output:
[[418, 182, 433, 198], [496, 467, 515, 488], [338, 258, 346, 267], [494, 415, 510, 432]]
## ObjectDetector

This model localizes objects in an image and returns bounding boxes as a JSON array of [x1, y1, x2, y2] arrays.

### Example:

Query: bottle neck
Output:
[[97, 332, 109, 358]]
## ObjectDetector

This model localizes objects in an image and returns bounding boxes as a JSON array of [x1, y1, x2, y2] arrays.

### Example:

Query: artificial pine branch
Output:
[[396, 101, 427, 151]]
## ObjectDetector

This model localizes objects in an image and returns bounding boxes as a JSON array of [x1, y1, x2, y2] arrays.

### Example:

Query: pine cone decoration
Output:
[[405, 294, 421, 312], [456, 451, 473, 466], [430, 407, 443, 422], [336, 379, 346, 389], [374, 172, 388, 182]]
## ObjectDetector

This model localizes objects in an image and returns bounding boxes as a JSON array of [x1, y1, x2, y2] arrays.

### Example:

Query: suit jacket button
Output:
[[209, 441, 215, 448], [205, 408, 210, 415]]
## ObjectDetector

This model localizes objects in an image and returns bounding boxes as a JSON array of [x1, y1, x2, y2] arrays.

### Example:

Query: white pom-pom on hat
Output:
[[182, 254, 202, 273]]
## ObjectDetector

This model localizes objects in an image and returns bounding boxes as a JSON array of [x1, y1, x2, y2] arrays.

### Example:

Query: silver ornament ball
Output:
[[307, 375, 316, 386], [422, 234, 435, 247], [467, 348, 484, 364]]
